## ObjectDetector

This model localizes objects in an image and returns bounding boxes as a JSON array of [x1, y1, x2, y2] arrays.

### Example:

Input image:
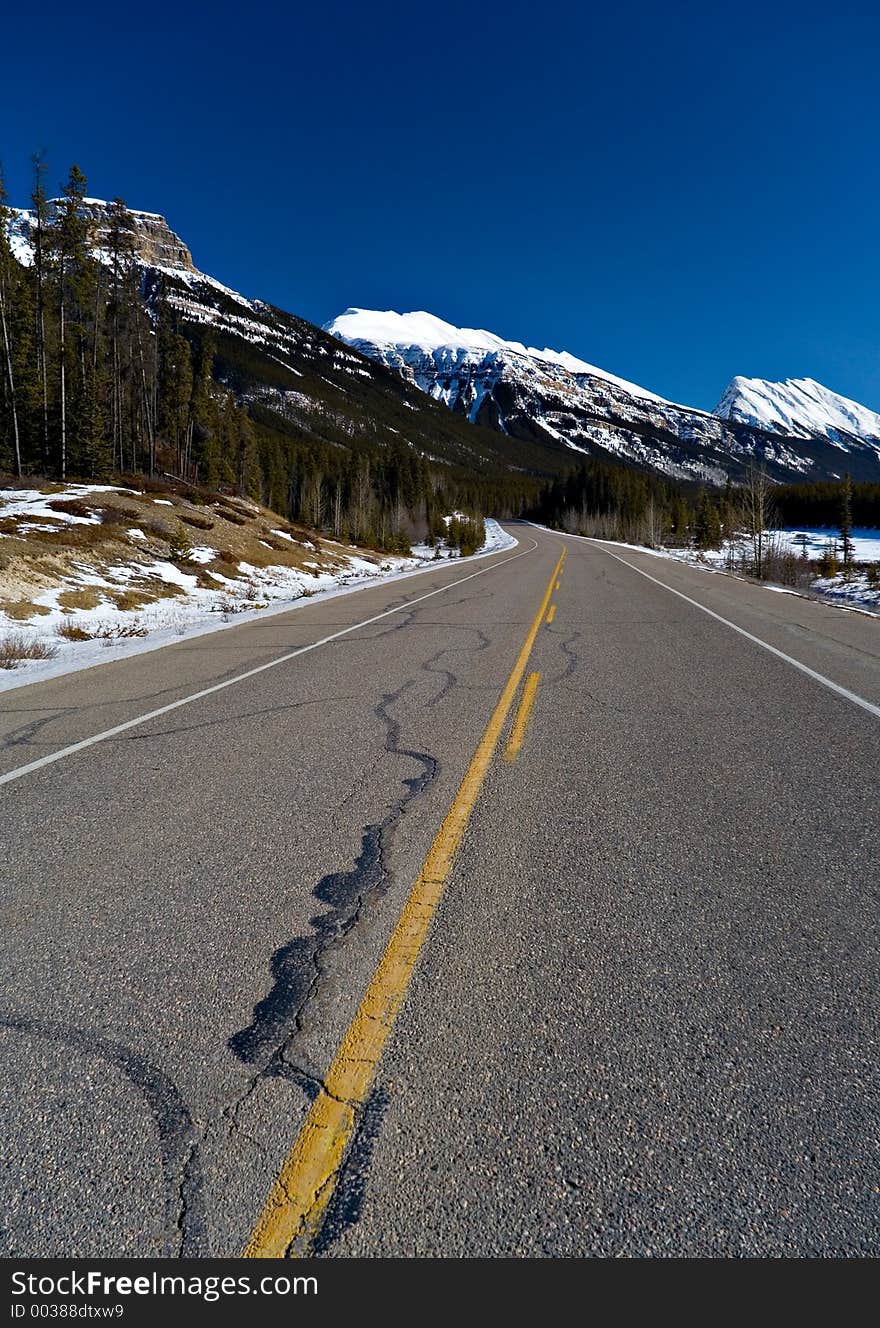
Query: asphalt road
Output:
[[1, 525, 878, 1258]]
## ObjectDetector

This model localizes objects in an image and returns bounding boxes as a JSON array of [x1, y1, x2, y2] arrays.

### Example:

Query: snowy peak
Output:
[[325, 308, 671, 405], [328, 308, 508, 355], [716, 375, 880, 448]]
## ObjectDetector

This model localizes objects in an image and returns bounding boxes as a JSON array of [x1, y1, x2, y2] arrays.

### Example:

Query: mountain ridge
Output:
[[5, 198, 573, 485], [326, 308, 880, 484], [715, 374, 880, 448], [7, 197, 880, 487]]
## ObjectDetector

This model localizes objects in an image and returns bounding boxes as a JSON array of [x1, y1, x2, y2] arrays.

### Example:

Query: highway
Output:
[[1, 524, 878, 1258]]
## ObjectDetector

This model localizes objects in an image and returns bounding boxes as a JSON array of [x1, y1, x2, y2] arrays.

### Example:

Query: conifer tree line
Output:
[[0, 161, 531, 552], [531, 459, 880, 549], [773, 477, 879, 529], [527, 458, 731, 549], [0, 161, 254, 487]]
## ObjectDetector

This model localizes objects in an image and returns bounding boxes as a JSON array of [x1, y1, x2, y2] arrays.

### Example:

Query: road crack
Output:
[[200, 609, 492, 1249], [227, 678, 437, 1070]]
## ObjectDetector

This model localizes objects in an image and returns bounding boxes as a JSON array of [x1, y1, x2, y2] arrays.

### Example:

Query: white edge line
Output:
[[591, 542, 880, 721], [0, 538, 539, 789]]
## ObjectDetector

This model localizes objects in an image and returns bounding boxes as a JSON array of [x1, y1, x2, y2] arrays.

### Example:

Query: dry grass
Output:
[[131, 491, 176, 504], [211, 555, 242, 579], [104, 587, 156, 611], [96, 622, 148, 640], [194, 568, 224, 590], [95, 504, 142, 526], [1, 481, 361, 618], [217, 497, 256, 516], [179, 511, 215, 530], [57, 588, 104, 611], [0, 514, 70, 535], [0, 633, 58, 669], [143, 517, 174, 539], [46, 498, 93, 519], [27, 522, 115, 551], [3, 600, 52, 620], [142, 578, 185, 599], [214, 506, 248, 526], [55, 621, 94, 642]]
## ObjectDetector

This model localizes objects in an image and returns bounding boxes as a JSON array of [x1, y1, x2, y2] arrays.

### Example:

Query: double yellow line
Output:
[[504, 561, 562, 761], [503, 671, 540, 762], [244, 545, 565, 1258]]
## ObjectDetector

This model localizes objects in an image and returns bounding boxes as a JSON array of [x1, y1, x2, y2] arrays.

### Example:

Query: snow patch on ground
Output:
[[0, 516, 516, 692], [0, 484, 126, 525], [672, 527, 880, 566], [658, 527, 880, 609]]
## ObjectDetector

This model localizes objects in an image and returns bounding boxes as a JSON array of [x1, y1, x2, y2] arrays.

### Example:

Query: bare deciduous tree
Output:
[[738, 460, 777, 579]]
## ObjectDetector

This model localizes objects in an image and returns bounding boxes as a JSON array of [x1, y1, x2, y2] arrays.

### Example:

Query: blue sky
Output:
[[2, 0, 878, 412]]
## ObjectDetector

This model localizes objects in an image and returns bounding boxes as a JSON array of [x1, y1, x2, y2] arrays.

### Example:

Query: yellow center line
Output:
[[546, 603, 556, 625], [503, 671, 541, 762], [243, 545, 565, 1259]]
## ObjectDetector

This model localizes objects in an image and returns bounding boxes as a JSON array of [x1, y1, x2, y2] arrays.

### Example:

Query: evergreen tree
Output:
[[157, 296, 193, 475], [235, 411, 260, 499], [8, 260, 40, 469], [0, 166, 22, 475], [694, 489, 722, 549], [188, 332, 217, 482], [51, 164, 92, 478], [30, 154, 50, 470], [106, 197, 136, 470]]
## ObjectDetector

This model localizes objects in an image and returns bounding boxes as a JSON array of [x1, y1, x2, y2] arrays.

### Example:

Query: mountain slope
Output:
[[6, 202, 570, 482], [9, 199, 880, 488], [716, 376, 880, 451], [326, 308, 880, 484]]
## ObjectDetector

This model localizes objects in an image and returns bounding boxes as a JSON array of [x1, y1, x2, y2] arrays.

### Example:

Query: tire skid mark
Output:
[[0, 1014, 205, 1256]]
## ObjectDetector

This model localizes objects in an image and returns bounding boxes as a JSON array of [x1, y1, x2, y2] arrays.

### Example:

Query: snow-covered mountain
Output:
[[6, 202, 565, 477], [7, 200, 311, 350], [8, 198, 880, 486], [326, 308, 880, 483], [716, 376, 880, 451], [326, 309, 671, 407]]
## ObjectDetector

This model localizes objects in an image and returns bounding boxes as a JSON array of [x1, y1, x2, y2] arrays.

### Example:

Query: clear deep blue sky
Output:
[[2, 1, 878, 412]]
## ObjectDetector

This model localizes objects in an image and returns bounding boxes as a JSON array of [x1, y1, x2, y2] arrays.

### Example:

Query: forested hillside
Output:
[[0, 164, 536, 551]]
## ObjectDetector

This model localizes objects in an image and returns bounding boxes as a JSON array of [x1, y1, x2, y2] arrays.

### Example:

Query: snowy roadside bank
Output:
[[528, 522, 880, 617], [0, 487, 516, 693], [657, 527, 880, 614]]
